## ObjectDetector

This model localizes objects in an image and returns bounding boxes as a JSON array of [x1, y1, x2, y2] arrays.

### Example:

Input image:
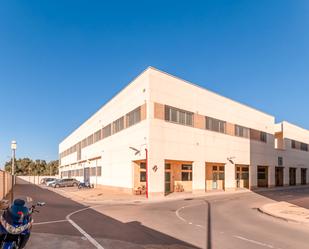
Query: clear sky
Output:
[[0, 0, 308, 167]]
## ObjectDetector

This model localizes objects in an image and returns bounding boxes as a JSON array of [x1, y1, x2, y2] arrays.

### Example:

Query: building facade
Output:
[[59, 67, 309, 197]]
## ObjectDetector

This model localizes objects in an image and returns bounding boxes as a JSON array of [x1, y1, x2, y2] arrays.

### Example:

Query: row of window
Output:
[[60, 106, 142, 159], [291, 140, 309, 152], [61, 167, 102, 178], [164, 105, 267, 142]]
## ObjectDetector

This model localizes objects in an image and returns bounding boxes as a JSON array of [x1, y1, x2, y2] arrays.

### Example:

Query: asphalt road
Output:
[[12, 184, 309, 249]]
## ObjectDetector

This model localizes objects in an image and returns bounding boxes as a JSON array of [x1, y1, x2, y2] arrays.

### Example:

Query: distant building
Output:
[[59, 67, 309, 197]]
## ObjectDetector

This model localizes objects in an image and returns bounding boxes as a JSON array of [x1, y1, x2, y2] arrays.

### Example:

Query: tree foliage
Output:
[[4, 158, 58, 176]]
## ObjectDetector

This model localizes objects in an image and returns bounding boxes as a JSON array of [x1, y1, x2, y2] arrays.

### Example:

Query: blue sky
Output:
[[0, 0, 308, 167]]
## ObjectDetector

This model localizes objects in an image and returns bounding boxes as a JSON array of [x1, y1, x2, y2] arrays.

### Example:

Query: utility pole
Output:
[[10, 140, 17, 203]]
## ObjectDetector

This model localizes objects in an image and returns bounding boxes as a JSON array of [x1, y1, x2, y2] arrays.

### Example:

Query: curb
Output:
[[258, 204, 309, 225]]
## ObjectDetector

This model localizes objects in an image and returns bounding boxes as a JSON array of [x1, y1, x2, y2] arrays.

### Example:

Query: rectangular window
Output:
[[113, 117, 124, 133], [181, 172, 192, 181], [257, 167, 266, 179], [181, 164, 192, 170], [181, 164, 192, 181], [102, 124, 111, 138], [140, 162, 146, 182], [278, 157, 283, 166], [126, 107, 141, 127], [206, 117, 226, 133], [291, 140, 296, 149], [260, 132, 267, 143], [81, 138, 87, 148], [165, 163, 171, 170], [301, 143, 308, 151], [140, 171, 146, 182], [97, 167, 102, 176], [235, 125, 249, 138], [87, 134, 94, 146], [140, 162, 146, 169], [164, 106, 193, 126], [94, 130, 102, 143]]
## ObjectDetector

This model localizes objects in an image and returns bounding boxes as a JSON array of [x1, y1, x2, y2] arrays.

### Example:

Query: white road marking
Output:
[[233, 235, 275, 248], [33, 219, 68, 225], [66, 205, 105, 249], [175, 202, 206, 229]]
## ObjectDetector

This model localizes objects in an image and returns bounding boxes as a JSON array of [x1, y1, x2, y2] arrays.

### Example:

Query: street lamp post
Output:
[[10, 140, 17, 203]]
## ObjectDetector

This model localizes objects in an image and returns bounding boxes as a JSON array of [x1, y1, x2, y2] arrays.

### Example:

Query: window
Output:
[[140, 172, 146, 182], [165, 163, 171, 170], [140, 163, 146, 182], [87, 134, 94, 146], [235, 125, 249, 138], [291, 140, 296, 149], [94, 130, 102, 143], [257, 167, 266, 179], [181, 172, 192, 181], [181, 164, 192, 181], [260, 132, 267, 143], [126, 107, 141, 127], [81, 138, 87, 148], [97, 167, 102, 176], [102, 124, 111, 138], [165, 106, 193, 126], [181, 164, 192, 170], [113, 117, 124, 133], [278, 157, 283, 166], [206, 117, 226, 133], [301, 143, 308, 151], [140, 162, 146, 169]]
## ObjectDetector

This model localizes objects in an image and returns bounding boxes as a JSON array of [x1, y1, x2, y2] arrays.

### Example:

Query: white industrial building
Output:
[[59, 67, 309, 197]]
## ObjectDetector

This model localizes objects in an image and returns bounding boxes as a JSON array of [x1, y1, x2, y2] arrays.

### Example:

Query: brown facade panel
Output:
[[226, 122, 235, 136], [193, 113, 205, 129], [141, 103, 147, 120], [154, 102, 164, 120], [250, 129, 260, 140]]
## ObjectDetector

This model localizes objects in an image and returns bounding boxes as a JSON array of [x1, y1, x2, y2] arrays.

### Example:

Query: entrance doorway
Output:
[[257, 166, 268, 187], [289, 168, 296, 185], [206, 163, 225, 191], [275, 167, 284, 186], [236, 165, 249, 189], [301, 168, 307, 185]]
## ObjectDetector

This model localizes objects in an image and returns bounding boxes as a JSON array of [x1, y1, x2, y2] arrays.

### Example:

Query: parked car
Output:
[[51, 178, 79, 188], [40, 178, 57, 185], [46, 179, 58, 187]]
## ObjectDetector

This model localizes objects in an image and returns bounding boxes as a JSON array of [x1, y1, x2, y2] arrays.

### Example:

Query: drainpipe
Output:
[[145, 148, 148, 199]]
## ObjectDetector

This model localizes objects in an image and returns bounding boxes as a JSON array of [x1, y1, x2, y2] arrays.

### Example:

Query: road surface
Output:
[[12, 184, 309, 249]]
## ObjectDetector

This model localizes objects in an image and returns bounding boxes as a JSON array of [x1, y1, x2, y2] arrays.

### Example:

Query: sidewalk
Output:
[[41, 185, 251, 205], [259, 201, 309, 224]]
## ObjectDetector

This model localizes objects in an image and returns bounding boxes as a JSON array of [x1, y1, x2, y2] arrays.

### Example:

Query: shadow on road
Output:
[[252, 186, 309, 209], [13, 183, 202, 249]]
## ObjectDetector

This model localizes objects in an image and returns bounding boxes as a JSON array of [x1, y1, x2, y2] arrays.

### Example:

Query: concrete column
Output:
[[296, 168, 301, 185], [147, 156, 165, 198], [269, 166, 275, 188], [192, 161, 205, 193], [283, 167, 289, 186], [224, 161, 235, 191], [250, 165, 257, 189]]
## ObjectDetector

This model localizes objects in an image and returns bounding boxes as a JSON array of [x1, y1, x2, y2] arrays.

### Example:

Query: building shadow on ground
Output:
[[12, 183, 206, 249]]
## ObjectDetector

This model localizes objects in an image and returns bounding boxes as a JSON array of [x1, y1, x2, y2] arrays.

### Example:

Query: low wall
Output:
[[0, 170, 13, 200], [16, 175, 59, 185]]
